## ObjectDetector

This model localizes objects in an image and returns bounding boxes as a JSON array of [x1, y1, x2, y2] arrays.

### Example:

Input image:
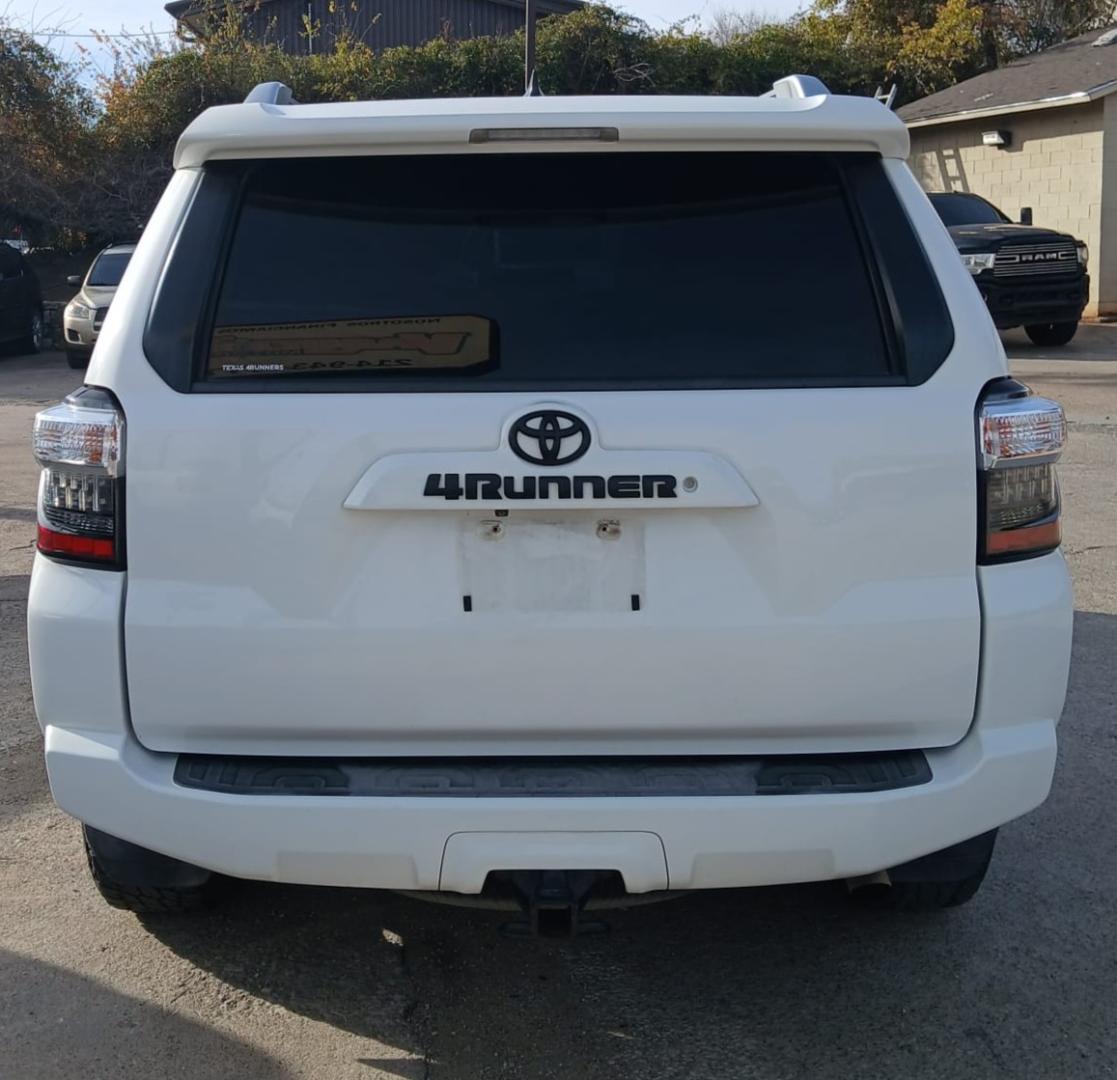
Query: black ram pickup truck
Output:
[[930, 192, 1089, 346]]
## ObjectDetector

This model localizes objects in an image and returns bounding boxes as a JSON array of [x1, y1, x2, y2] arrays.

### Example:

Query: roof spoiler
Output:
[[767, 74, 900, 110], [765, 75, 830, 99], [245, 77, 831, 107], [244, 82, 296, 105]]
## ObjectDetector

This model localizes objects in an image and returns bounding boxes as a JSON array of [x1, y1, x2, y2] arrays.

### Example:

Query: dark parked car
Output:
[[0, 242, 44, 355], [930, 192, 1088, 346]]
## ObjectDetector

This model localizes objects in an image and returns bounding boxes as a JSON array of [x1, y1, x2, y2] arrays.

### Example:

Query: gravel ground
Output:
[[0, 335, 1114, 1080]]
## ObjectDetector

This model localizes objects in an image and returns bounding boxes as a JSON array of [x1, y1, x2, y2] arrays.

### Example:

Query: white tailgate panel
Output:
[[122, 379, 982, 756]]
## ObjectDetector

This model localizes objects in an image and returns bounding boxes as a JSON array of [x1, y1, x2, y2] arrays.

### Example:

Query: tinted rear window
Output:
[[206, 153, 891, 384]]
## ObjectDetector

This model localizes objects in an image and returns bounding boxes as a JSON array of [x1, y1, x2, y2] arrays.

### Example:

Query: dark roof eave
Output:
[[898, 24, 1117, 126], [903, 79, 1117, 128]]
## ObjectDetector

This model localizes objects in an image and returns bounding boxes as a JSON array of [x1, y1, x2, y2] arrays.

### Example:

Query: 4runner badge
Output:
[[422, 409, 679, 502]]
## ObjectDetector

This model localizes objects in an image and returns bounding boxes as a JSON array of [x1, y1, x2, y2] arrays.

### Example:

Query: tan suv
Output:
[[63, 245, 135, 369]]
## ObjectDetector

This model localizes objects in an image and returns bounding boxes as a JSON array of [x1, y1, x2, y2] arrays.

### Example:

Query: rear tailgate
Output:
[[120, 147, 985, 756]]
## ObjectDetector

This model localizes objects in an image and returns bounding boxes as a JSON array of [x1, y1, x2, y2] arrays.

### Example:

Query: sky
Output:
[[5, 0, 805, 76]]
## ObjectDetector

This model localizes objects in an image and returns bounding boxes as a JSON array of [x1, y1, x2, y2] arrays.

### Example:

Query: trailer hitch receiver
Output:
[[502, 869, 610, 938]]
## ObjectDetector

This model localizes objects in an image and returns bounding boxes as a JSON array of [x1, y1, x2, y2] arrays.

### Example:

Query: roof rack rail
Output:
[[766, 75, 830, 100], [244, 81, 296, 106]]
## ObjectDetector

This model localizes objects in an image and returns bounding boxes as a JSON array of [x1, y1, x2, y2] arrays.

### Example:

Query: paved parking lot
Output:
[[1, 338, 1115, 1080]]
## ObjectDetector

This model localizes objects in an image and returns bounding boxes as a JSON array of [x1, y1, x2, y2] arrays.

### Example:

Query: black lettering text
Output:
[[607, 475, 641, 498], [537, 476, 572, 500], [572, 476, 606, 499], [423, 473, 462, 500], [465, 473, 502, 499], [502, 476, 537, 499], [642, 475, 677, 498]]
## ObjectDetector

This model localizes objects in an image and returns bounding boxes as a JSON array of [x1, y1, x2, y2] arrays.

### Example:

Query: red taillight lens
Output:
[[32, 387, 124, 568], [978, 380, 1065, 563], [36, 524, 116, 560], [984, 516, 1061, 557]]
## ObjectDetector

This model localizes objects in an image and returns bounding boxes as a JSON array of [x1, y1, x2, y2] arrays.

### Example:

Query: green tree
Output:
[[0, 21, 96, 244], [978, 0, 1113, 61], [3, 0, 1108, 249], [892, 0, 985, 97], [796, 0, 984, 100]]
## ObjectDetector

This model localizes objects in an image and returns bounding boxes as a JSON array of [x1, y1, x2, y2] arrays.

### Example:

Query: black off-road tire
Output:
[[21, 308, 44, 355], [1024, 321, 1078, 347], [83, 826, 223, 914], [854, 829, 997, 912], [876, 870, 990, 911], [66, 350, 89, 370]]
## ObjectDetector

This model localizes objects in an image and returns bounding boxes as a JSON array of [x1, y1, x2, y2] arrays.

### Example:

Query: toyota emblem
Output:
[[509, 410, 591, 466]]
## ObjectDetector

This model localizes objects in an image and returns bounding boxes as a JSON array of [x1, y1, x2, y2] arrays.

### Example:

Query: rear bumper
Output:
[[977, 273, 1088, 328], [44, 718, 1056, 891], [30, 550, 1073, 893]]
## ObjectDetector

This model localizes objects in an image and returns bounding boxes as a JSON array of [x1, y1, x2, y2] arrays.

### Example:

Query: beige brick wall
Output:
[[1098, 95, 1117, 312], [908, 102, 1106, 316]]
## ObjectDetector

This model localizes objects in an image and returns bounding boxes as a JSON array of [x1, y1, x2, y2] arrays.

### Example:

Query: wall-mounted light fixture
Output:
[[982, 130, 1011, 148]]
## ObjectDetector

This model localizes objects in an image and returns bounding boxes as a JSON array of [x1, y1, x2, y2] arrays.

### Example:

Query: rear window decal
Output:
[[209, 315, 492, 375]]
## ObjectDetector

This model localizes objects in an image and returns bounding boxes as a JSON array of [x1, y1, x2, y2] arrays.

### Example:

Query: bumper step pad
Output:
[[174, 750, 931, 798]]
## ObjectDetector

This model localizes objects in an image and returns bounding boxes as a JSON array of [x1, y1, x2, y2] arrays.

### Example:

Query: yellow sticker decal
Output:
[[210, 315, 492, 375]]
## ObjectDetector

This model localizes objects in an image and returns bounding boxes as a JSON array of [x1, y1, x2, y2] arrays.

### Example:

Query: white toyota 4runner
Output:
[[28, 77, 1073, 933]]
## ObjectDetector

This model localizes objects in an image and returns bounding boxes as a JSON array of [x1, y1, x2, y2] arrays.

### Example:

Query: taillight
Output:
[[978, 379, 1066, 562], [32, 387, 124, 568]]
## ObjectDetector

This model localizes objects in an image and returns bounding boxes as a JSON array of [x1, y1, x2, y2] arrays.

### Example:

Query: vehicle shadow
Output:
[[120, 610, 1117, 1079], [0, 948, 293, 1079], [142, 883, 425, 1058], [141, 874, 1040, 1080], [1002, 322, 1117, 361]]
